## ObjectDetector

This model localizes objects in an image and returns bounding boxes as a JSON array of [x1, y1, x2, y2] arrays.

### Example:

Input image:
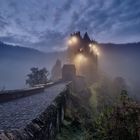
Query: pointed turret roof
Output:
[[83, 32, 90, 42]]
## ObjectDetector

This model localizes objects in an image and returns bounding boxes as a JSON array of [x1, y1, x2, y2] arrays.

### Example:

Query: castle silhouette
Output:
[[67, 31, 98, 83], [70, 31, 97, 54]]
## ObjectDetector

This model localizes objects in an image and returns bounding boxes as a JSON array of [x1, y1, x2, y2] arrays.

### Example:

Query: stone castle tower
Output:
[[67, 31, 98, 83]]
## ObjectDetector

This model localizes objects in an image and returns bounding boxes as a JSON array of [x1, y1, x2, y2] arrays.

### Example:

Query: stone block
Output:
[[62, 64, 76, 81]]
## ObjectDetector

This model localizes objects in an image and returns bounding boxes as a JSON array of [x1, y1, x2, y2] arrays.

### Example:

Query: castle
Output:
[[67, 31, 98, 83]]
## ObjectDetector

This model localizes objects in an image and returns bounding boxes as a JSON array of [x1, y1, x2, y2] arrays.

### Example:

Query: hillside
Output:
[[99, 42, 140, 52], [0, 41, 140, 91], [0, 41, 62, 61], [98, 42, 140, 100], [0, 41, 66, 89], [1, 41, 139, 61]]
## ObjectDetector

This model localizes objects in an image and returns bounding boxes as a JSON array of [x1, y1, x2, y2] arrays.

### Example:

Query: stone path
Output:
[[0, 83, 67, 130]]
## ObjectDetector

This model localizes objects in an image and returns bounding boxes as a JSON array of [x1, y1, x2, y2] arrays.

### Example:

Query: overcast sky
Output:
[[0, 0, 140, 51]]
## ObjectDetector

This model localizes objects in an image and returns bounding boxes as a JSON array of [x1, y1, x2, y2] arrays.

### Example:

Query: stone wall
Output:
[[0, 83, 71, 140], [0, 83, 55, 103], [0, 87, 45, 103], [62, 64, 76, 81]]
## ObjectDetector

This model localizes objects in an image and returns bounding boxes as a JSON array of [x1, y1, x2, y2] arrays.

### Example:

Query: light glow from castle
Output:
[[89, 43, 100, 56], [74, 54, 87, 66], [68, 39, 73, 45], [74, 53, 87, 75], [68, 36, 78, 45]]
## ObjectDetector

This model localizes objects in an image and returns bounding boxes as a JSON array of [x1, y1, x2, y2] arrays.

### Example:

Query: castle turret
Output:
[[67, 32, 99, 83], [83, 32, 91, 42], [83, 32, 91, 53]]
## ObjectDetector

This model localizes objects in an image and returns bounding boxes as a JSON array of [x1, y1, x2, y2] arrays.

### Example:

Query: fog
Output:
[[98, 45, 140, 99], [0, 59, 50, 90], [0, 45, 140, 100], [0, 51, 67, 90]]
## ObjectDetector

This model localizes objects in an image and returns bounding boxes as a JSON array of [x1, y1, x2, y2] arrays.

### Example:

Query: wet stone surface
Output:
[[0, 83, 67, 130]]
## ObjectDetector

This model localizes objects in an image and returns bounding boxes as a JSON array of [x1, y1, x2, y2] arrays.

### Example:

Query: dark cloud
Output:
[[32, 30, 65, 51], [63, 0, 74, 11], [0, 15, 9, 30], [53, 0, 74, 25], [0, 33, 32, 47], [0, 20, 8, 29], [69, 0, 140, 42], [0, 0, 140, 51], [53, 8, 62, 25]]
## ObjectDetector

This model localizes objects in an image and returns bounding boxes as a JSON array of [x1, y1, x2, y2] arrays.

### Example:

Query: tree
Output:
[[94, 90, 140, 140], [26, 67, 49, 87]]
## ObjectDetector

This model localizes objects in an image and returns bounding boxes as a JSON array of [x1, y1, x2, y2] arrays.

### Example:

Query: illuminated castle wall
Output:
[[67, 31, 99, 83]]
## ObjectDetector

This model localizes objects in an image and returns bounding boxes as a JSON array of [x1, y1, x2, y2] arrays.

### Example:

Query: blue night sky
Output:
[[0, 0, 140, 51]]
